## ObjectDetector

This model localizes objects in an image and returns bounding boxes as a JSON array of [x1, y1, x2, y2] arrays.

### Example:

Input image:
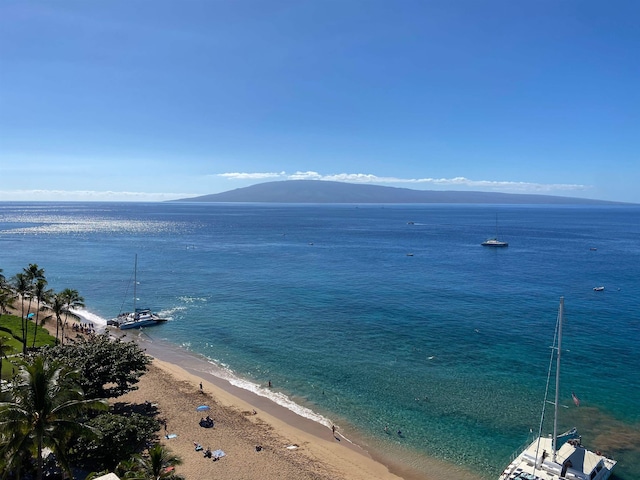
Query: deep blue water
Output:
[[1, 202, 638, 479]]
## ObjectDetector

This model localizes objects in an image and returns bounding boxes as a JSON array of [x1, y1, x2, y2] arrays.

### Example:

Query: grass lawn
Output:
[[0, 313, 57, 381]]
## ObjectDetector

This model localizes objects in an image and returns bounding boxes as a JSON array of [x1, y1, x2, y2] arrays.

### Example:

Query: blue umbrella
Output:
[[196, 405, 210, 412]]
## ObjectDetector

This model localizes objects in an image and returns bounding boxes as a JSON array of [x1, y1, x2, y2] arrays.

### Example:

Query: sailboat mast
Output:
[[552, 296, 564, 461], [133, 254, 137, 314]]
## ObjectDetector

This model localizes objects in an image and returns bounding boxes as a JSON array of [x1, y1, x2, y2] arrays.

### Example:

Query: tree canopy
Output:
[[0, 355, 108, 480], [43, 333, 151, 400]]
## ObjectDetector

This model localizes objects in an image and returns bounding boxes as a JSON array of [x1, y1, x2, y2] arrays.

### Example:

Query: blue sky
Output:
[[1, 1, 638, 202]]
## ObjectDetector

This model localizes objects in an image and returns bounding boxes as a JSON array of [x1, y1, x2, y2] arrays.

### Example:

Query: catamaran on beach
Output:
[[107, 254, 167, 330]]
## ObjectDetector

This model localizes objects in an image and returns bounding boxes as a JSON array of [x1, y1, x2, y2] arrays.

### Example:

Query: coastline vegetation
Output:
[[0, 265, 184, 479]]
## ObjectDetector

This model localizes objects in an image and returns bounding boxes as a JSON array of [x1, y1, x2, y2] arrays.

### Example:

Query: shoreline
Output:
[[114, 328, 483, 480], [114, 332, 408, 480], [10, 306, 481, 479]]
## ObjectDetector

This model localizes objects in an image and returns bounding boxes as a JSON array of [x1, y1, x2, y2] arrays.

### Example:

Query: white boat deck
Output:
[[500, 436, 616, 480]]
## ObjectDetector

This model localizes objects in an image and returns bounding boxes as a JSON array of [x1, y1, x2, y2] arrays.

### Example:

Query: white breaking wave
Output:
[[75, 309, 348, 441], [70, 308, 109, 333], [201, 359, 353, 443]]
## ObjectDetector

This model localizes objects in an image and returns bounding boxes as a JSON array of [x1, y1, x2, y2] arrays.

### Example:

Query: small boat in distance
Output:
[[481, 238, 509, 247], [482, 216, 508, 247], [498, 297, 616, 480], [593, 286, 605, 291], [108, 254, 167, 330]]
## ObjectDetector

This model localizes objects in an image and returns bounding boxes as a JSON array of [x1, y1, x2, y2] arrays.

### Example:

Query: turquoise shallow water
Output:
[[1, 202, 639, 479]]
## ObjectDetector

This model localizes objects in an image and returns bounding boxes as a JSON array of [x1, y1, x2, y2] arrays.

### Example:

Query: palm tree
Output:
[[59, 289, 84, 346], [0, 337, 13, 390], [30, 280, 52, 348], [121, 444, 184, 480], [0, 288, 15, 320], [47, 294, 66, 346], [0, 355, 108, 480], [22, 265, 45, 354], [0, 286, 15, 390], [11, 273, 30, 356]]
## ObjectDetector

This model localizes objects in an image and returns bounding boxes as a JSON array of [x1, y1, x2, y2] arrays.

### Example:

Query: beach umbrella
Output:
[[196, 405, 210, 412]]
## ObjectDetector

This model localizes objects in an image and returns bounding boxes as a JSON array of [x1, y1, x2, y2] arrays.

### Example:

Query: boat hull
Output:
[[118, 318, 166, 330], [482, 239, 508, 247], [110, 309, 167, 330]]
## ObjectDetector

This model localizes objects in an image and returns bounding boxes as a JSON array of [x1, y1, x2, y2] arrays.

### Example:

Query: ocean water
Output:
[[1, 202, 638, 479]]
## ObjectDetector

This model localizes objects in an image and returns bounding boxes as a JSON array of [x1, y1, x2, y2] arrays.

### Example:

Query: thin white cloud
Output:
[[217, 172, 588, 193], [217, 172, 285, 180], [0, 190, 200, 202]]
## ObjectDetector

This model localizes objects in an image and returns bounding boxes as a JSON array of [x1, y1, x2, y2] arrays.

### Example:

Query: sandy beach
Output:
[[111, 332, 479, 480], [115, 357, 405, 480]]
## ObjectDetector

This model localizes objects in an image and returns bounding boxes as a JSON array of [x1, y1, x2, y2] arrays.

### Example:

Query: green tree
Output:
[[0, 288, 15, 320], [31, 279, 52, 348], [0, 337, 13, 389], [22, 265, 45, 355], [47, 293, 67, 346], [122, 444, 184, 480], [73, 412, 160, 471], [59, 288, 84, 346], [11, 273, 30, 356], [0, 355, 108, 480], [44, 333, 151, 399]]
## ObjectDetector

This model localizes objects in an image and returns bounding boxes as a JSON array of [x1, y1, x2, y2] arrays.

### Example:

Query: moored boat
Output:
[[498, 298, 616, 480], [482, 215, 508, 247], [117, 308, 167, 330], [481, 238, 509, 247], [109, 254, 167, 330]]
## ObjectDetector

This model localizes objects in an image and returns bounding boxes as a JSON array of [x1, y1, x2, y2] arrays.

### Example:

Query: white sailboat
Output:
[[499, 297, 616, 480], [109, 254, 167, 330], [482, 215, 508, 247]]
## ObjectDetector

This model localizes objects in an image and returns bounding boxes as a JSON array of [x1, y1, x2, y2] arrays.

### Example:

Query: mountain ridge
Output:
[[173, 180, 627, 205]]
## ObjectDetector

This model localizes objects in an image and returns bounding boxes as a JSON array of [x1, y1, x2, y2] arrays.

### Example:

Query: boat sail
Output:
[[108, 254, 167, 330], [499, 297, 616, 480]]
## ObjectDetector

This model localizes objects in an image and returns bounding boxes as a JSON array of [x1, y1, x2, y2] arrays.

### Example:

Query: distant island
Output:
[[173, 180, 626, 205]]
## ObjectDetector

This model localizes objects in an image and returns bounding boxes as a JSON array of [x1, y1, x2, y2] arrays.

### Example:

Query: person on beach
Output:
[[199, 382, 203, 392], [332, 424, 336, 436], [268, 380, 272, 388]]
